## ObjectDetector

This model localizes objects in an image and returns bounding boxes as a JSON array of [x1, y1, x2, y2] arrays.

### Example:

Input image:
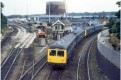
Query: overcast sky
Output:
[[1, 0, 120, 16]]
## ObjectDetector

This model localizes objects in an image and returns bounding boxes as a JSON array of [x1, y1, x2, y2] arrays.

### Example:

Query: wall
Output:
[[97, 29, 120, 80]]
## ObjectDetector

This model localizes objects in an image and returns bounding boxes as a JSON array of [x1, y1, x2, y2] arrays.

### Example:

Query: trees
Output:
[[116, 1, 121, 7], [1, 2, 7, 29], [108, 1, 120, 39], [1, 2, 4, 9]]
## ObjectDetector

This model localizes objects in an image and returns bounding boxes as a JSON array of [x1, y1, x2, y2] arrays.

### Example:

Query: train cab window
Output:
[[58, 51, 64, 57], [50, 50, 56, 56]]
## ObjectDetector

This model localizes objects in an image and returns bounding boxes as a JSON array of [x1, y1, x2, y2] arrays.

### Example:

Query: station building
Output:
[[52, 19, 72, 40]]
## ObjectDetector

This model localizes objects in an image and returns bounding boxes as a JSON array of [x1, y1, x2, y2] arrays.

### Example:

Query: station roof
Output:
[[52, 19, 72, 26]]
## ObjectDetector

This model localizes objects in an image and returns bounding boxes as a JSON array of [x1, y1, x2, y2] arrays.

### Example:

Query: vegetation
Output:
[[116, 1, 121, 7], [7, 15, 23, 18], [108, 1, 120, 39], [1, 2, 8, 35]]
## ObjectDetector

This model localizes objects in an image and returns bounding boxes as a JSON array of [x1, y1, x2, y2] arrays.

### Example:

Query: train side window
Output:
[[50, 50, 56, 56], [58, 51, 64, 57]]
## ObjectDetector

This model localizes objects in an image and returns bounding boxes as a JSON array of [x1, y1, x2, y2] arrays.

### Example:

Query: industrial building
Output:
[[46, 1, 66, 15]]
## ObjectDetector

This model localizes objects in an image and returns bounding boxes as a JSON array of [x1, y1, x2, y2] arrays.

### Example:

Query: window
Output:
[[61, 25, 64, 30], [58, 51, 64, 57], [50, 50, 56, 56], [57, 25, 60, 30], [55, 26, 57, 30]]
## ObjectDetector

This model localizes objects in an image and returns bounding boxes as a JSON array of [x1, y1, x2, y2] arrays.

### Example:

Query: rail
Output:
[[1, 33, 35, 80]]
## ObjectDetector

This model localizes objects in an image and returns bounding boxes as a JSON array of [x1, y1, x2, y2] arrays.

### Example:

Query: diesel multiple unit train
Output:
[[47, 24, 103, 67]]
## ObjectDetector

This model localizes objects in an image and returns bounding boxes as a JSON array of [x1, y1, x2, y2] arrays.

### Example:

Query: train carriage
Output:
[[94, 24, 103, 32], [47, 24, 104, 68], [73, 30, 85, 44], [84, 26, 95, 36], [48, 33, 77, 66]]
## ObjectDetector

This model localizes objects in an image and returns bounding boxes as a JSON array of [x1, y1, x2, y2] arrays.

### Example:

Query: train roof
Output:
[[84, 26, 95, 30], [72, 29, 84, 36], [96, 24, 103, 26], [49, 33, 76, 49], [95, 24, 104, 27]]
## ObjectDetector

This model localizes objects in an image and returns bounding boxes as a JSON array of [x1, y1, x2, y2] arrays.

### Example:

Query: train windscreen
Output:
[[50, 50, 56, 56], [57, 51, 64, 57]]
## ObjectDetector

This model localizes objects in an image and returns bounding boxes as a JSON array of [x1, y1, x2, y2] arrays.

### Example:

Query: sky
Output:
[[1, 0, 120, 16]]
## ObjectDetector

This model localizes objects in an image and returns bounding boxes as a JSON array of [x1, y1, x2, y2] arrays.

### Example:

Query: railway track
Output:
[[1, 33, 35, 80], [1, 47, 24, 80], [1, 26, 29, 65], [17, 24, 32, 32], [1, 26, 27, 65], [86, 38, 107, 80], [76, 36, 95, 80], [87, 39, 96, 80], [18, 47, 34, 80], [46, 36, 97, 80], [1, 27, 17, 47], [46, 69, 64, 80], [18, 53, 47, 80], [76, 35, 97, 80], [2, 26, 102, 80]]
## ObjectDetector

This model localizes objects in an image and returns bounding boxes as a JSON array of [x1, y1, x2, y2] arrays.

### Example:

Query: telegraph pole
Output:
[[64, 0, 67, 20], [49, 3, 50, 23], [26, 0, 29, 21]]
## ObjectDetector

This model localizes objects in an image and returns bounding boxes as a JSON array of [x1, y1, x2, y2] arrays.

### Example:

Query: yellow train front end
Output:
[[47, 49, 67, 67], [84, 30, 87, 36]]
